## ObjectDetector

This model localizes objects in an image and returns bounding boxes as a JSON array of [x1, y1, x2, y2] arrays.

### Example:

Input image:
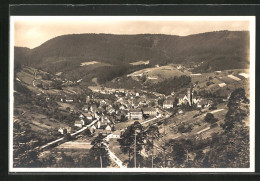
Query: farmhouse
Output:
[[128, 109, 143, 120], [74, 119, 85, 128], [62, 95, 74, 103], [106, 131, 120, 141], [95, 124, 113, 136], [65, 98, 74, 103], [58, 127, 71, 134], [74, 121, 83, 128], [105, 124, 112, 132]]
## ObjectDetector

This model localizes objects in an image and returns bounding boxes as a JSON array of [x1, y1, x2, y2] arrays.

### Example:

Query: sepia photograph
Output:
[[9, 16, 255, 172]]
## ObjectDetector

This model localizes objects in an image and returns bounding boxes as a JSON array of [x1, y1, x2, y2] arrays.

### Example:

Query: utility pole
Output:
[[163, 120, 166, 168], [151, 138, 154, 168], [134, 129, 137, 168], [100, 155, 103, 168], [99, 142, 103, 168], [186, 149, 189, 164]]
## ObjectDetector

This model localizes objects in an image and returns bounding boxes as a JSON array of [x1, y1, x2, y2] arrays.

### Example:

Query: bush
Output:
[[83, 128, 92, 136], [178, 124, 192, 133], [204, 113, 218, 124]]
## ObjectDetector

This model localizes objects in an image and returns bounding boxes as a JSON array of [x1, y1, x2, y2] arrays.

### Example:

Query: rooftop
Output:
[[142, 107, 157, 112], [129, 109, 143, 113]]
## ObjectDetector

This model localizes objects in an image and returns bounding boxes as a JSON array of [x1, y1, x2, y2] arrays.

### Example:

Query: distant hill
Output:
[[14, 31, 250, 75], [14, 47, 31, 68]]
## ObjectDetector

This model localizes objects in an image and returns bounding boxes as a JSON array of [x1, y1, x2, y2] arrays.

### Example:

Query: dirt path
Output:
[[102, 141, 126, 168], [141, 114, 163, 125]]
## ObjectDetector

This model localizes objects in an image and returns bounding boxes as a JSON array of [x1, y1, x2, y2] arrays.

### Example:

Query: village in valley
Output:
[[13, 60, 250, 168], [11, 18, 252, 169]]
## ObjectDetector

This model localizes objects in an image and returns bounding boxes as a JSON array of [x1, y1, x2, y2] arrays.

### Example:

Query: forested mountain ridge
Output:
[[14, 31, 250, 74]]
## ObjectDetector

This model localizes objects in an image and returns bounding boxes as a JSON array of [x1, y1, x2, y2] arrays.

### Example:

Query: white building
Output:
[[163, 98, 175, 109]]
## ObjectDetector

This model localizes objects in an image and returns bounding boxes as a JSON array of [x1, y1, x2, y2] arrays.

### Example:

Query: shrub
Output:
[[204, 113, 218, 124], [178, 124, 192, 133]]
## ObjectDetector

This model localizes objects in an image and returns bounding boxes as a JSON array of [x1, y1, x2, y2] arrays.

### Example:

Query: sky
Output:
[[13, 16, 252, 49]]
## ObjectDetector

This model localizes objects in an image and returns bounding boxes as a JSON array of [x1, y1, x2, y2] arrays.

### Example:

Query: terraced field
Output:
[[128, 65, 185, 78]]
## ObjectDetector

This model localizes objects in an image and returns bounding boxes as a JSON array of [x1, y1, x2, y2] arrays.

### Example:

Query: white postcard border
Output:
[[9, 16, 256, 173]]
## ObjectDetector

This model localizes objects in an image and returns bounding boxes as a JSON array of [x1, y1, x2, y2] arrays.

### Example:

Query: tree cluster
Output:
[[148, 75, 191, 95]]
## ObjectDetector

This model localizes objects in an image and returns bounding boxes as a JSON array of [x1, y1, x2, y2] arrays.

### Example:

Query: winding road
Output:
[[102, 141, 126, 168]]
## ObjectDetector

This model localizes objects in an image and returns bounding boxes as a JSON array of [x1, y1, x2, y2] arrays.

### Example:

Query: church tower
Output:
[[187, 87, 193, 106]]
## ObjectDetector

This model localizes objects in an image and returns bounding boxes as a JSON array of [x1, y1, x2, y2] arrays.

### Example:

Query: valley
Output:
[[12, 30, 251, 169], [12, 61, 250, 168]]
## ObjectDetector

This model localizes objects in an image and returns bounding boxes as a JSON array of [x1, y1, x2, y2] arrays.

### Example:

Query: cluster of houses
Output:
[[58, 126, 72, 135], [162, 87, 213, 110], [57, 83, 218, 138], [88, 86, 126, 95], [57, 87, 162, 135]]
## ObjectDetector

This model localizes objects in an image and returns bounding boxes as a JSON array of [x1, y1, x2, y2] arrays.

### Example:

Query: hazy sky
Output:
[[13, 16, 251, 49]]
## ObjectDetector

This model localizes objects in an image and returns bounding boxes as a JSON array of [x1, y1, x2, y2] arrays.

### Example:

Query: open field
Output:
[[16, 70, 34, 85], [14, 105, 68, 133], [155, 104, 228, 146], [126, 64, 249, 94], [130, 60, 150, 66], [190, 69, 249, 93], [56, 141, 92, 150], [127, 65, 185, 79], [80, 61, 99, 66]]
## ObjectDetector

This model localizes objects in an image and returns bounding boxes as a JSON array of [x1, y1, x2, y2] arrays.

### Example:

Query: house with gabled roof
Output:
[[163, 97, 175, 109], [83, 113, 93, 120], [74, 119, 85, 128], [94, 123, 113, 136], [82, 106, 89, 112], [142, 107, 157, 117], [128, 109, 143, 120], [79, 114, 85, 119]]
